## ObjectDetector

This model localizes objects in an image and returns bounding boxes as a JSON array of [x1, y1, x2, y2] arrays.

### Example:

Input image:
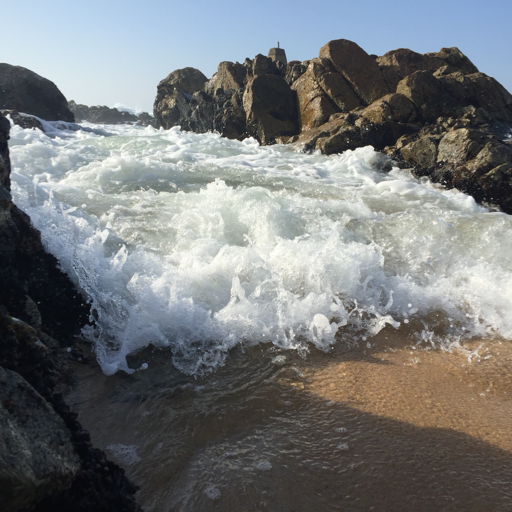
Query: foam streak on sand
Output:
[[8, 121, 512, 375]]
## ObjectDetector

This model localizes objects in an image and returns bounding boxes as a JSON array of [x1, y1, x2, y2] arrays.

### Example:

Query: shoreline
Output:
[[67, 333, 512, 511]]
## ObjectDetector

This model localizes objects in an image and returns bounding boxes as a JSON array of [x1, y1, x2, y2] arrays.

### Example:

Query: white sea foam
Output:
[[8, 121, 512, 375]]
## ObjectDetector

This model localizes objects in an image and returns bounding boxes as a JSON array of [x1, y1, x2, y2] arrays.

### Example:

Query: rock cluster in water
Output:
[[68, 100, 155, 126], [0, 114, 142, 511], [0, 64, 75, 122], [153, 39, 512, 213]]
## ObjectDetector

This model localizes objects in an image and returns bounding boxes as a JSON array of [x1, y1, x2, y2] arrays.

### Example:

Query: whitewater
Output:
[[8, 119, 512, 376]]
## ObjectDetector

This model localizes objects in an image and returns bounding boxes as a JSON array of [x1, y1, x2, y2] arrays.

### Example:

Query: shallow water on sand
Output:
[[68, 333, 512, 511]]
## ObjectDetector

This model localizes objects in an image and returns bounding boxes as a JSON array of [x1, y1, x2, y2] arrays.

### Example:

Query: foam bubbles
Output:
[[204, 485, 221, 500], [8, 122, 512, 375], [105, 443, 141, 465], [255, 461, 273, 471]]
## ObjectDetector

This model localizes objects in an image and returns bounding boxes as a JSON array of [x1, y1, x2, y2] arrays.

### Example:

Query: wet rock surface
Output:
[[153, 38, 512, 213], [0, 113, 142, 511]]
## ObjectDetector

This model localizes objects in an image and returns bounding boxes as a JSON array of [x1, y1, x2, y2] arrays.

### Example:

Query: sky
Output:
[[1, 0, 511, 114]]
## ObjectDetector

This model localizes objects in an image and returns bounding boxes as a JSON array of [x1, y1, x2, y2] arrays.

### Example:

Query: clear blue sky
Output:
[[1, 0, 511, 114]]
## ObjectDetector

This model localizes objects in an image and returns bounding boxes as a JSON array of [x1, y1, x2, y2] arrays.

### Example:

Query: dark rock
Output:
[[243, 74, 299, 144], [318, 39, 390, 105], [153, 67, 208, 129], [0, 110, 43, 131], [0, 64, 74, 122], [284, 61, 307, 85], [0, 366, 80, 511], [252, 54, 280, 76], [135, 112, 155, 127], [68, 101, 148, 125], [0, 114, 142, 511]]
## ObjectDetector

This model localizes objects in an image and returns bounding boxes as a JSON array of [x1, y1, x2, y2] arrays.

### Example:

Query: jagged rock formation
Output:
[[153, 56, 298, 143], [68, 101, 155, 126], [0, 64, 74, 122], [154, 40, 512, 213], [0, 113, 142, 512]]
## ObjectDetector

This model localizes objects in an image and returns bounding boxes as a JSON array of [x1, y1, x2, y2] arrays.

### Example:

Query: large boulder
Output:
[[0, 366, 80, 511], [396, 70, 460, 121], [284, 61, 308, 85], [0, 64, 74, 122], [153, 67, 208, 129], [204, 61, 248, 97], [319, 39, 389, 105], [291, 62, 338, 131], [438, 72, 512, 123], [377, 48, 445, 91], [243, 74, 299, 144], [361, 93, 417, 124], [376, 47, 478, 92]]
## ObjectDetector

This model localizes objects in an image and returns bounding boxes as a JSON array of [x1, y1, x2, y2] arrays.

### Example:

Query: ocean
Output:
[[8, 119, 512, 510]]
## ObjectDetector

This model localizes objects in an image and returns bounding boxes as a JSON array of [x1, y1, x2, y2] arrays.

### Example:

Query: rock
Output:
[[0, 64, 74, 122], [361, 93, 416, 124], [68, 101, 139, 124], [136, 111, 156, 127], [309, 58, 361, 112], [0, 366, 80, 511], [437, 72, 512, 123], [319, 39, 390, 104], [204, 61, 248, 97], [284, 61, 308, 85], [436, 128, 486, 166], [377, 48, 445, 91], [432, 47, 479, 75], [243, 74, 299, 144], [291, 62, 338, 131], [0, 110, 43, 131], [0, 113, 89, 341], [396, 70, 460, 121], [252, 54, 280, 76], [153, 67, 208, 128], [400, 135, 440, 169]]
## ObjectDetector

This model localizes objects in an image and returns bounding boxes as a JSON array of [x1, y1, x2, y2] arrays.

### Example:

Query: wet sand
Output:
[[67, 332, 512, 511]]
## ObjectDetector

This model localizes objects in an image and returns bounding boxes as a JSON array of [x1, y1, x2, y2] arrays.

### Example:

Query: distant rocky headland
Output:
[[153, 39, 512, 213], [68, 100, 154, 126]]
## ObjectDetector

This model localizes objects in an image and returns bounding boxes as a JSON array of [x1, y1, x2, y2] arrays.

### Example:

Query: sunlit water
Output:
[[8, 119, 512, 375]]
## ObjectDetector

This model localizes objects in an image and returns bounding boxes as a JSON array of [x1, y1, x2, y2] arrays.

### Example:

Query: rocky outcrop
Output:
[[0, 64, 74, 122], [0, 366, 80, 511], [68, 101, 155, 126], [244, 74, 298, 144], [153, 56, 298, 143], [318, 39, 390, 105], [154, 40, 512, 213], [0, 113, 142, 511]]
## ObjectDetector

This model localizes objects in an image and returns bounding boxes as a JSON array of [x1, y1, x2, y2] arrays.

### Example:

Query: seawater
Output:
[[8, 120, 512, 375], [9, 119, 512, 511]]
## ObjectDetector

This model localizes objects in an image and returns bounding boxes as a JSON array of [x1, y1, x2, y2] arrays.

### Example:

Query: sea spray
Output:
[[8, 120, 512, 374]]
